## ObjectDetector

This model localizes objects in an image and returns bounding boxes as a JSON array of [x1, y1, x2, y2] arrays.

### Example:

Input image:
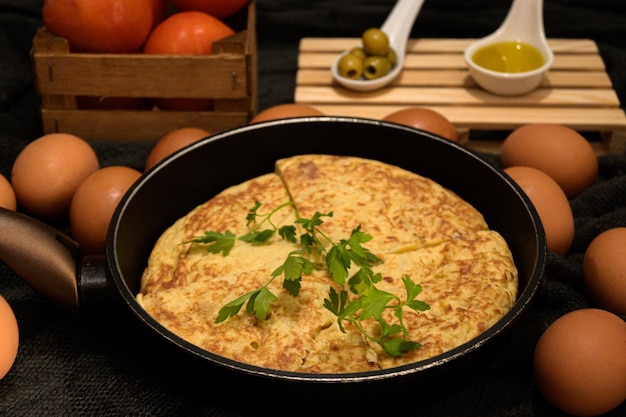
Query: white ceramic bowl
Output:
[[464, 37, 554, 96]]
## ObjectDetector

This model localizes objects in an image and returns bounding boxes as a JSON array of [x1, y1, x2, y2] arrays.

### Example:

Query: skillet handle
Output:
[[0, 207, 80, 314]]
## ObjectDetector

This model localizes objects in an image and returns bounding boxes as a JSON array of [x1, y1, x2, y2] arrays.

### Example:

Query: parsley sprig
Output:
[[186, 201, 430, 357]]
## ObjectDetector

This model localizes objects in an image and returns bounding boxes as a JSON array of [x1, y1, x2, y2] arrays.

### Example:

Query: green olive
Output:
[[386, 48, 397, 68], [361, 28, 389, 57], [338, 53, 364, 80], [363, 56, 392, 80], [348, 47, 367, 61]]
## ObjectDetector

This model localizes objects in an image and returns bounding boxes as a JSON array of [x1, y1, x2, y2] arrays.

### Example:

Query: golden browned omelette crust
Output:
[[138, 155, 518, 373]]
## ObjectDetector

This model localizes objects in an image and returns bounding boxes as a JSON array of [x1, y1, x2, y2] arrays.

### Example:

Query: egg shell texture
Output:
[[145, 127, 210, 171], [504, 166, 574, 255], [533, 308, 626, 417], [249, 104, 325, 124], [583, 227, 626, 315], [500, 124, 598, 198], [0, 174, 16, 211], [0, 295, 19, 380], [382, 107, 458, 142], [70, 166, 142, 254], [10, 133, 99, 220]]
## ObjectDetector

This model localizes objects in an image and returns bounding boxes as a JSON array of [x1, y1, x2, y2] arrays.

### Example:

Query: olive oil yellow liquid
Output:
[[472, 41, 544, 73]]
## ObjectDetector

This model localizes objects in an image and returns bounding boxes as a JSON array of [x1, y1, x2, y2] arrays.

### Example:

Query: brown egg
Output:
[[70, 166, 142, 254], [382, 107, 458, 141], [534, 308, 626, 417], [0, 174, 16, 211], [145, 127, 210, 171], [0, 294, 19, 380], [583, 227, 626, 315], [504, 166, 574, 255], [500, 124, 598, 198], [249, 104, 325, 124], [11, 133, 99, 220]]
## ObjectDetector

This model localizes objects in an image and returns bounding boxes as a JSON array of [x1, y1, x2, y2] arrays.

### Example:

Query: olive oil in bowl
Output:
[[463, 0, 553, 95], [471, 41, 544, 73]]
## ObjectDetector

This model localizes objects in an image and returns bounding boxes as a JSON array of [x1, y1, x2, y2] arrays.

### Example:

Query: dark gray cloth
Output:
[[1, 0, 626, 416]]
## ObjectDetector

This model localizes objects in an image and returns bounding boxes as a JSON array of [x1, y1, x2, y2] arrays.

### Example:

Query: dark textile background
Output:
[[1, 1, 626, 416]]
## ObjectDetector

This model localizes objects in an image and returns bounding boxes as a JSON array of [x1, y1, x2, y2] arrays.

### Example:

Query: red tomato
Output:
[[143, 11, 235, 55], [42, 0, 156, 53], [143, 11, 234, 110], [169, 0, 249, 20], [149, 0, 167, 28]]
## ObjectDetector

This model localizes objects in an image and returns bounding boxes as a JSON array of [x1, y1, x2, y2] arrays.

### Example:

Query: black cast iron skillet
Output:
[[0, 117, 545, 409]]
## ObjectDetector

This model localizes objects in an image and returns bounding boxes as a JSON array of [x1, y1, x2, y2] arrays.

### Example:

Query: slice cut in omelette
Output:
[[275, 154, 489, 254], [138, 155, 518, 373]]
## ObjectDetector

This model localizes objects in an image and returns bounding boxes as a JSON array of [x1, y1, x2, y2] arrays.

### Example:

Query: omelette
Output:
[[137, 155, 518, 373]]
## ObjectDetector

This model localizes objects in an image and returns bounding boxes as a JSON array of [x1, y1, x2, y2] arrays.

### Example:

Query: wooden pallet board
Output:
[[295, 38, 626, 154]]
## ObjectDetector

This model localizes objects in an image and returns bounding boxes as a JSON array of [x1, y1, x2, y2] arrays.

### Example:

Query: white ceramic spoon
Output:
[[331, 0, 425, 92], [464, 0, 554, 96]]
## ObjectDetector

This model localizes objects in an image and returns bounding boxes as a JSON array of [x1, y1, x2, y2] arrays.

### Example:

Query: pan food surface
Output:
[[136, 154, 518, 373]]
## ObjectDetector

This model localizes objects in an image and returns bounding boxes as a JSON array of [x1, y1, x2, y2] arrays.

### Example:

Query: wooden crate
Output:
[[295, 37, 626, 154], [30, 1, 258, 142]]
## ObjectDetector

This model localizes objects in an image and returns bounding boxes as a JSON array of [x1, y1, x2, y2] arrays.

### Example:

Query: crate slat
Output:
[[34, 53, 250, 98], [40, 109, 249, 142], [295, 37, 626, 154]]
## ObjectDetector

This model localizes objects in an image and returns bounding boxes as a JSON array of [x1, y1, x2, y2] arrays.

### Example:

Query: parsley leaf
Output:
[[245, 201, 263, 225], [326, 244, 351, 284], [401, 276, 431, 313], [323, 287, 347, 316], [346, 226, 374, 259], [296, 211, 331, 231], [381, 334, 421, 357], [271, 251, 316, 296], [186, 230, 236, 256], [278, 225, 297, 243], [297, 212, 333, 254], [356, 286, 395, 321], [249, 287, 277, 321], [215, 289, 258, 323], [239, 229, 275, 244]]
